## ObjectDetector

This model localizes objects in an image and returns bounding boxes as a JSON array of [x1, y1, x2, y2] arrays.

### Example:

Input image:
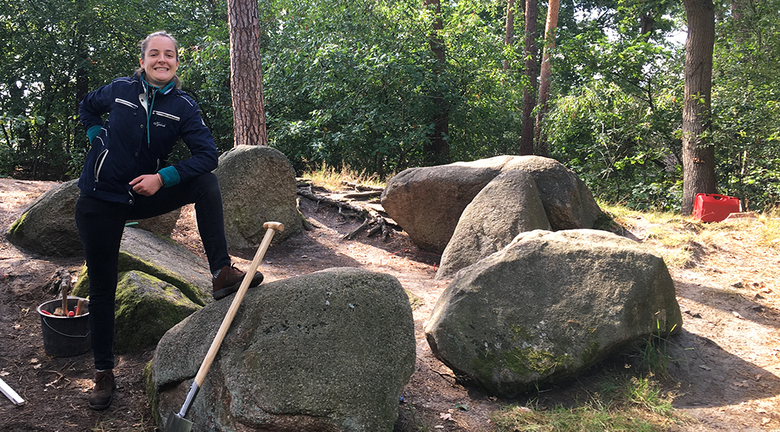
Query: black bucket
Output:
[[37, 297, 91, 357]]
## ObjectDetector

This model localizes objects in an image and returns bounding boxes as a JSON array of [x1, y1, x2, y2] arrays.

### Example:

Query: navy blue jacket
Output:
[[78, 73, 218, 204]]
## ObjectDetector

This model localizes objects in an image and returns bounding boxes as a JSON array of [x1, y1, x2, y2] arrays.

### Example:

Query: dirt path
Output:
[[1, 178, 779, 431]]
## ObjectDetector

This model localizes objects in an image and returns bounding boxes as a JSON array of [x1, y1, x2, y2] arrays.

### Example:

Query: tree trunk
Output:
[[423, 0, 449, 165], [519, 0, 538, 155], [681, 0, 717, 215], [228, 0, 268, 146], [503, 0, 515, 72], [533, 0, 559, 157]]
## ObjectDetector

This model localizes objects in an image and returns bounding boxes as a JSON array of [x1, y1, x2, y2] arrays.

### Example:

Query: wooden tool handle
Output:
[[192, 221, 284, 387], [75, 299, 86, 316], [61, 283, 68, 315]]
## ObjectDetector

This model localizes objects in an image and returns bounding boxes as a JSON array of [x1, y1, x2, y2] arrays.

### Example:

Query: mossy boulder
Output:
[[425, 229, 682, 398], [6, 179, 178, 257], [381, 155, 602, 254], [149, 268, 416, 431], [114, 271, 201, 354], [73, 227, 212, 307], [214, 145, 302, 248]]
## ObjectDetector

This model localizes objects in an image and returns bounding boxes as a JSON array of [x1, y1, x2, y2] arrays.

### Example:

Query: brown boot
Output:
[[212, 264, 263, 300], [88, 370, 115, 410]]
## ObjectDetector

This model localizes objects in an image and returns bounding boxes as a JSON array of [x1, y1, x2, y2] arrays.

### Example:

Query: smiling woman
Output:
[[73, 30, 264, 412], [138, 31, 180, 88]]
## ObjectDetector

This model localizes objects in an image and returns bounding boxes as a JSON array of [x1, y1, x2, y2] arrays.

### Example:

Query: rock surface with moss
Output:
[[149, 267, 416, 431], [381, 155, 603, 255], [113, 270, 201, 353], [73, 227, 212, 306], [425, 229, 682, 398], [214, 145, 302, 248], [72, 227, 213, 354]]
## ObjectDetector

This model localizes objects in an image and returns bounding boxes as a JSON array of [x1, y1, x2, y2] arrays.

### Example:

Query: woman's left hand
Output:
[[129, 174, 163, 196]]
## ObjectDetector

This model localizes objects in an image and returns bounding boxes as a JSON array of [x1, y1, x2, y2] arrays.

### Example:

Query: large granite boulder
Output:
[[70, 228, 213, 354], [380, 163, 499, 253], [436, 170, 550, 279], [214, 145, 302, 249], [381, 155, 602, 254], [149, 268, 416, 432], [113, 270, 201, 354], [5, 179, 179, 257], [425, 229, 682, 398], [499, 156, 602, 230], [73, 228, 213, 307]]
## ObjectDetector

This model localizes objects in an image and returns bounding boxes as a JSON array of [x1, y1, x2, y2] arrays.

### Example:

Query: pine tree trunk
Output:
[[503, 0, 515, 72], [681, 0, 717, 214], [519, 0, 538, 155], [228, 0, 268, 147], [423, 0, 449, 165], [533, 0, 559, 157]]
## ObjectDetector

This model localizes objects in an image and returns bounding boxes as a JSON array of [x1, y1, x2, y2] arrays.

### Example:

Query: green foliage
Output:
[[264, 0, 526, 176], [544, 80, 683, 211], [491, 369, 678, 432], [0, 0, 778, 215], [710, 0, 780, 211], [0, 0, 222, 179]]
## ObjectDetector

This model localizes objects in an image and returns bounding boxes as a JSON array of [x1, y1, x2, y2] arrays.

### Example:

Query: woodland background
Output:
[[1, 0, 778, 213]]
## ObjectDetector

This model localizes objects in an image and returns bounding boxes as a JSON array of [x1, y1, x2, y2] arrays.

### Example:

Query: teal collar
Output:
[[140, 73, 175, 145], [140, 73, 175, 94]]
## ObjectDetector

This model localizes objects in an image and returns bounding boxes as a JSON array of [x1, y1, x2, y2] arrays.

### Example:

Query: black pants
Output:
[[74, 173, 230, 370]]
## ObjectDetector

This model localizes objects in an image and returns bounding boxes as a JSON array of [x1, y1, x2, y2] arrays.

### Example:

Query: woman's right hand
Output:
[[129, 173, 164, 196]]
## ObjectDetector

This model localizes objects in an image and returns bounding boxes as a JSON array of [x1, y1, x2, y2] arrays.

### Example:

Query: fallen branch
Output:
[[297, 186, 397, 241], [341, 181, 384, 192], [342, 190, 382, 199]]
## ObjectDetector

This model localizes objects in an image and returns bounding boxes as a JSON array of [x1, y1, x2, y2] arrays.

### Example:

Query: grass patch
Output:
[[302, 163, 389, 190], [491, 373, 681, 432]]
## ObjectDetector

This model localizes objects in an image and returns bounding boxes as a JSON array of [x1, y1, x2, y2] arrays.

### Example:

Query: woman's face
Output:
[[139, 36, 179, 87]]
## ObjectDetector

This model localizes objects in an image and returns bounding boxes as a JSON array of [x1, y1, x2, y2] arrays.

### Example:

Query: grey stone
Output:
[[6, 179, 80, 256], [113, 270, 201, 354], [149, 268, 416, 432], [214, 145, 302, 249], [381, 164, 499, 253], [501, 156, 602, 230], [436, 170, 550, 279], [381, 156, 602, 254], [73, 227, 213, 307], [425, 229, 682, 398]]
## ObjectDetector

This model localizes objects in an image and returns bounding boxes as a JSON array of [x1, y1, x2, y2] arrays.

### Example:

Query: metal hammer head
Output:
[[164, 412, 193, 432]]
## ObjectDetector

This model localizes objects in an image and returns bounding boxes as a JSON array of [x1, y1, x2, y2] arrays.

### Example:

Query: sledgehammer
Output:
[[164, 221, 284, 432]]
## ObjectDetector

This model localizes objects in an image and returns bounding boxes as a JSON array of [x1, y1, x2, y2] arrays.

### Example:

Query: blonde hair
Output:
[[135, 31, 182, 89]]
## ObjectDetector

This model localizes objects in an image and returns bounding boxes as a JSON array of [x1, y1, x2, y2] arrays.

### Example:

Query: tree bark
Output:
[[533, 0, 559, 157], [681, 0, 717, 214], [228, 0, 268, 146], [519, 0, 538, 155], [503, 0, 515, 72], [423, 0, 449, 165]]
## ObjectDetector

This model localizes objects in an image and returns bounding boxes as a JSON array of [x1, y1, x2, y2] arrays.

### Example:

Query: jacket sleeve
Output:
[[162, 95, 219, 186], [78, 81, 113, 141]]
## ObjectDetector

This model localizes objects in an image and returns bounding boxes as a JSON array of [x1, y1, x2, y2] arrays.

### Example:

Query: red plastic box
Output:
[[692, 193, 741, 222]]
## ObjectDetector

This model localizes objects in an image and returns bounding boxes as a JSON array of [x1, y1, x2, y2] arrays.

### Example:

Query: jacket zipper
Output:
[[94, 149, 109, 183]]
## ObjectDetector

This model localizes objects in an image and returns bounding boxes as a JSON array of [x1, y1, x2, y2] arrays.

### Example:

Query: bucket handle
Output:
[[42, 318, 91, 339]]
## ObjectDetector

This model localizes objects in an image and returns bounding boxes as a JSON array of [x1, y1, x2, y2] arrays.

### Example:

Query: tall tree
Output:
[[227, 0, 268, 146], [423, 0, 449, 164], [519, 0, 538, 155], [533, 0, 560, 157], [503, 0, 516, 72], [681, 0, 716, 214]]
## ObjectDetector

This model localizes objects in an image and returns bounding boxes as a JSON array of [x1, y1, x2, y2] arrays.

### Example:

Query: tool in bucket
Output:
[[164, 221, 284, 432], [38, 275, 90, 357]]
